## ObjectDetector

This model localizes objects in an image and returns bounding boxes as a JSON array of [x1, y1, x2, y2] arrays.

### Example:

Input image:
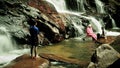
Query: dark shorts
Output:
[[30, 37, 39, 46]]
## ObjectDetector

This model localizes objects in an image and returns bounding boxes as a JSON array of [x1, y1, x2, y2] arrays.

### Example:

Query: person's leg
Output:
[[31, 45, 34, 58], [34, 46, 37, 58]]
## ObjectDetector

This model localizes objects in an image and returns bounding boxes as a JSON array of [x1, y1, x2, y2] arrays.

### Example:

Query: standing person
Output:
[[101, 27, 107, 39], [29, 19, 40, 59], [86, 24, 97, 42]]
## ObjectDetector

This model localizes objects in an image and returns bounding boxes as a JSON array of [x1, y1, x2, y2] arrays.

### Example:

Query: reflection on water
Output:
[[38, 38, 96, 62]]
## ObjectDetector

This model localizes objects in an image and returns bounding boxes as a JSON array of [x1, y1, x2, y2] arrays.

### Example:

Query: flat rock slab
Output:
[[4, 54, 49, 68], [39, 53, 88, 66], [98, 36, 116, 44]]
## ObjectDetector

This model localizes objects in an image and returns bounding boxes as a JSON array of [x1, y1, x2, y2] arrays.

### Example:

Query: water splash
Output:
[[109, 15, 119, 29], [0, 35, 13, 54], [0, 27, 29, 66], [0, 27, 14, 54]]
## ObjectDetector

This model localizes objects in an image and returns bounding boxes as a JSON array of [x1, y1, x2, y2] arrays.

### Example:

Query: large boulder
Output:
[[88, 44, 119, 68], [110, 35, 120, 53]]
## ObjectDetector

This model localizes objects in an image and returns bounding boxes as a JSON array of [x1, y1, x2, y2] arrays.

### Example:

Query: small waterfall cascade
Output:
[[0, 26, 29, 66], [109, 15, 119, 29], [45, 0, 119, 37], [88, 16, 102, 34], [0, 27, 14, 54], [46, 0, 103, 37], [70, 16, 84, 36], [45, 0, 67, 12], [80, 15, 102, 34], [95, 0, 105, 13], [77, 0, 86, 12]]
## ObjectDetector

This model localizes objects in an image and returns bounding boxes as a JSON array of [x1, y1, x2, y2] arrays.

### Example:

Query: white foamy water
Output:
[[106, 31, 120, 36], [0, 27, 30, 67], [0, 49, 29, 67]]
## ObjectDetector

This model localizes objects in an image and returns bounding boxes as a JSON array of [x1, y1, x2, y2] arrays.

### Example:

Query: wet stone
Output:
[[3, 54, 49, 68]]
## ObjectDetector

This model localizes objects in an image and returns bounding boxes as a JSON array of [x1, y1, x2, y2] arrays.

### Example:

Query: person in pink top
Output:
[[86, 24, 97, 41]]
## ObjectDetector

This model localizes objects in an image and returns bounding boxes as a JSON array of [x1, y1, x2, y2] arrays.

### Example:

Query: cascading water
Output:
[[77, 0, 86, 12], [79, 15, 102, 34], [0, 27, 14, 54], [70, 16, 84, 36], [95, 0, 105, 13], [45, 0, 120, 37], [45, 0, 67, 12], [109, 15, 119, 29], [0, 26, 29, 67], [45, 0, 103, 37]]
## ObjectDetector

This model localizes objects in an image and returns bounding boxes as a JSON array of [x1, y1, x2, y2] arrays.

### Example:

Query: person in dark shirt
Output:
[[29, 19, 40, 59]]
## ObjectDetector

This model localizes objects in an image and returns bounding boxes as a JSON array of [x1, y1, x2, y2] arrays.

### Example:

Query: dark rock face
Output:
[[101, 0, 120, 28], [65, 0, 78, 11]]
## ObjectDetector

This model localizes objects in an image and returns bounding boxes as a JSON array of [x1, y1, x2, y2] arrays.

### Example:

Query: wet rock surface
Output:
[[98, 36, 116, 44], [0, 0, 120, 68], [4, 54, 49, 68], [110, 35, 120, 53], [3, 53, 87, 68], [88, 44, 119, 68], [0, 0, 66, 45], [39, 53, 86, 65], [2, 36, 120, 68]]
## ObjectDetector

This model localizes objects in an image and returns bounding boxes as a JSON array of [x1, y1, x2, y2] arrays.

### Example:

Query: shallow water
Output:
[[38, 38, 96, 67]]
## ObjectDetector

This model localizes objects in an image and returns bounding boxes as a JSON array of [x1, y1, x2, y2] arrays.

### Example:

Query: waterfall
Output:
[[95, 0, 105, 13], [77, 0, 86, 12], [45, 0, 67, 12], [88, 16, 102, 34], [109, 15, 119, 29], [0, 26, 29, 66], [45, 0, 103, 37], [76, 14, 103, 34], [0, 26, 16, 65], [0, 27, 14, 54], [70, 17, 84, 36]]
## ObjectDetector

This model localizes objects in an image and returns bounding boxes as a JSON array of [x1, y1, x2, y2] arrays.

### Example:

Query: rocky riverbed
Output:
[[3, 36, 120, 68]]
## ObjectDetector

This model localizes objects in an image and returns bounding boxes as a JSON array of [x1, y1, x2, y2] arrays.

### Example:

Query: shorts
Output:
[[29, 37, 39, 46]]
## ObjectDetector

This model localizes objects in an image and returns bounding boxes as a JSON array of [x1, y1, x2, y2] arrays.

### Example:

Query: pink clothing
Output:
[[86, 27, 97, 40]]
